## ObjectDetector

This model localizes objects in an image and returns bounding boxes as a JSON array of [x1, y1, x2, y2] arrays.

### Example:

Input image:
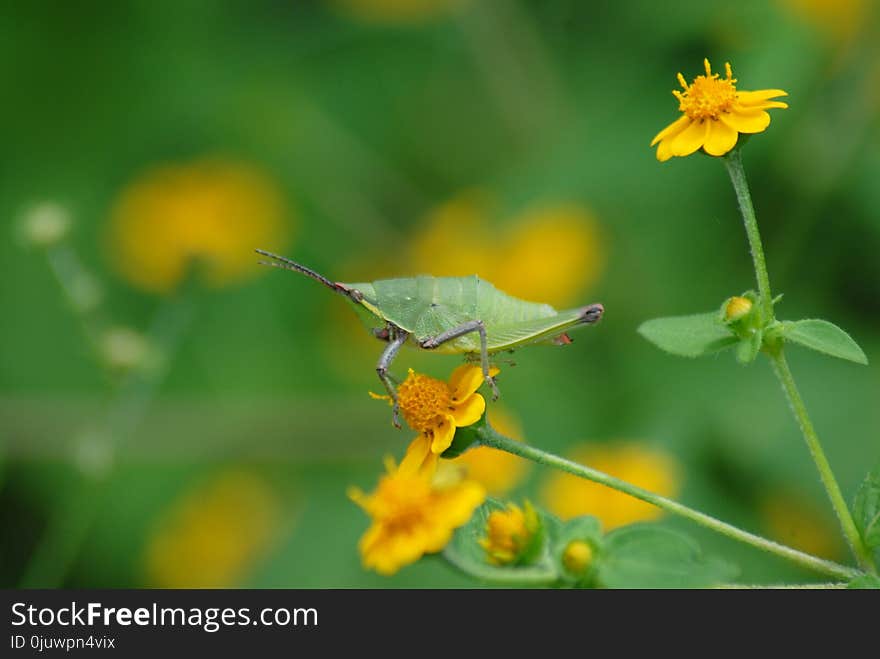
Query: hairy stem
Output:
[[724, 149, 774, 320], [723, 149, 874, 572], [477, 424, 860, 581], [769, 351, 876, 572]]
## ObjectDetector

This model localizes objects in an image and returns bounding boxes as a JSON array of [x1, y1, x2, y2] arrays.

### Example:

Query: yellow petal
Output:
[[650, 115, 691, 147], [736, 89, 788, 106], [668, 119, 709, 156], [430, 415, 457, 454], [450, 392, 486, 427], [398, 435, 436, 477], [655, 139, 675, 162], [448, 364, 485, 402], [721, 109, 770, 134], [703, 119, 739, 156], [740, 100, 789, 110]]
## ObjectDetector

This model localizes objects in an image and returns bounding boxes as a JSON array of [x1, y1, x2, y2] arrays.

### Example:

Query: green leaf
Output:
[[596, 524, 738, 588], [443, 499, 560, 586], [638, 313, 738, 358], [853, 464, 880, 552], [847, 574, 880, 589], [735, 330, 762, 364], [782, 319, 868, 365]]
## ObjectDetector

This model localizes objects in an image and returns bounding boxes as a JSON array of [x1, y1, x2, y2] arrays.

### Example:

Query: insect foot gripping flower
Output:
[[479, 501, 542, 566], [107, 159, 289, 293], [349, 459, 485, 575], [371, 364, 498, 454], [651, 59, 788, 162]]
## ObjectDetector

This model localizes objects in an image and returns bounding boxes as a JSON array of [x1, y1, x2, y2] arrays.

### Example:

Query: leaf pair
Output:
[[638, 313, 867, 365]]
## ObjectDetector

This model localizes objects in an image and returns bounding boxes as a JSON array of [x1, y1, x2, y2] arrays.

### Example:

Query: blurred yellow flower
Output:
[[107, 158, 289, 293], [651, 59, 788, 162], [349, 457, 485, 575], [330, 0, 467, 24], [452, 407, 529, 495], [479, 500, 540, 565], [143, 471, 281, 588], [782, 0, 867, 42], [541, 443, 680, 530], [759, 492, 844, 560], [409, 192, 605, 308], [371, 364, 495, 454]]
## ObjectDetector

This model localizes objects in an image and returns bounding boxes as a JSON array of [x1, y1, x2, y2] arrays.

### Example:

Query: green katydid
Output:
[[256, 249, 604, 427]]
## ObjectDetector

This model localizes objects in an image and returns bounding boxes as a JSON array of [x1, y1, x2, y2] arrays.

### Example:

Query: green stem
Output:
[[769, 351, 876, 572], [723, 149, 875, 573], [723, 149, 774, 320], [716, 582, 848, 589], [477, 424, 861, 581]]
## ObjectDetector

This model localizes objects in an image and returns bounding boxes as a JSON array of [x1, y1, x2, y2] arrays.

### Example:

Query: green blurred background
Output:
[[2, 0, 879, 588]]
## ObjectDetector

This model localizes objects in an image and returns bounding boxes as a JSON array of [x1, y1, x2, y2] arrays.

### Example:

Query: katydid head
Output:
[[579, 303, 605, 324]]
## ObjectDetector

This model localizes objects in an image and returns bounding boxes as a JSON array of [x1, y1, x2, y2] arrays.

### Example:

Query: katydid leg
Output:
[[419, 320, 499, 400], [376, 329, 409, 428]]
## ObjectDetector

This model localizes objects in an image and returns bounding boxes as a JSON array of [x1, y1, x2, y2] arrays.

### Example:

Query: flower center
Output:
[[397, 370, 452, 432], [374, 474, 433, 531], [673, 59, 737, 121]]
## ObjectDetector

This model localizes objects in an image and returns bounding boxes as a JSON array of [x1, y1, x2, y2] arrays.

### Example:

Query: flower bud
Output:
[[19, 202, 71, 247], [479, 501, 542, 565], [562, 539, 594, 576], [101, 326, 150, 372], [724, 295, 753, 322]]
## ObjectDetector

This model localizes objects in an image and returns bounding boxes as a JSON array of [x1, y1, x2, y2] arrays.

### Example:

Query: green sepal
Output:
[[637, 312, 738, 358], [441, 420, 483, 459], [853, 464, 880, 556], [780, 319, 868, 365], [595, 524, 738, 589], [847, 574, 880, 589], [443, 498, 561, 586], [735, 330, 762, 364], [552, 515, 603, 586]]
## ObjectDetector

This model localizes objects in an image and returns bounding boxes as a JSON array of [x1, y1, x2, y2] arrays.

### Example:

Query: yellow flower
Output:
[[408, 192, 605, 308], [541, 443, 680, 530], [371, 364, 496, 455], [493, 205, 606, 309], [479, 501, 541, 565], [724, 295, 754, 322], [561, 540, 594, 577], [349, 458, 485, 575], [759, 491, 844, 560], [782, 0, 867, 43], [143, 471, 281, 588], [330, 0, 467, 24], [651, 59, 788, 162], [107, 158, 289, 293], [452, 407, 529, 495]]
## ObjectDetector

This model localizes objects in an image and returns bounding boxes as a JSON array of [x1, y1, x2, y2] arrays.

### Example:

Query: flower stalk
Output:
[[723, 149, 774, 320], [476, 422, 861, 581], [723, 149, 875, 573]]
